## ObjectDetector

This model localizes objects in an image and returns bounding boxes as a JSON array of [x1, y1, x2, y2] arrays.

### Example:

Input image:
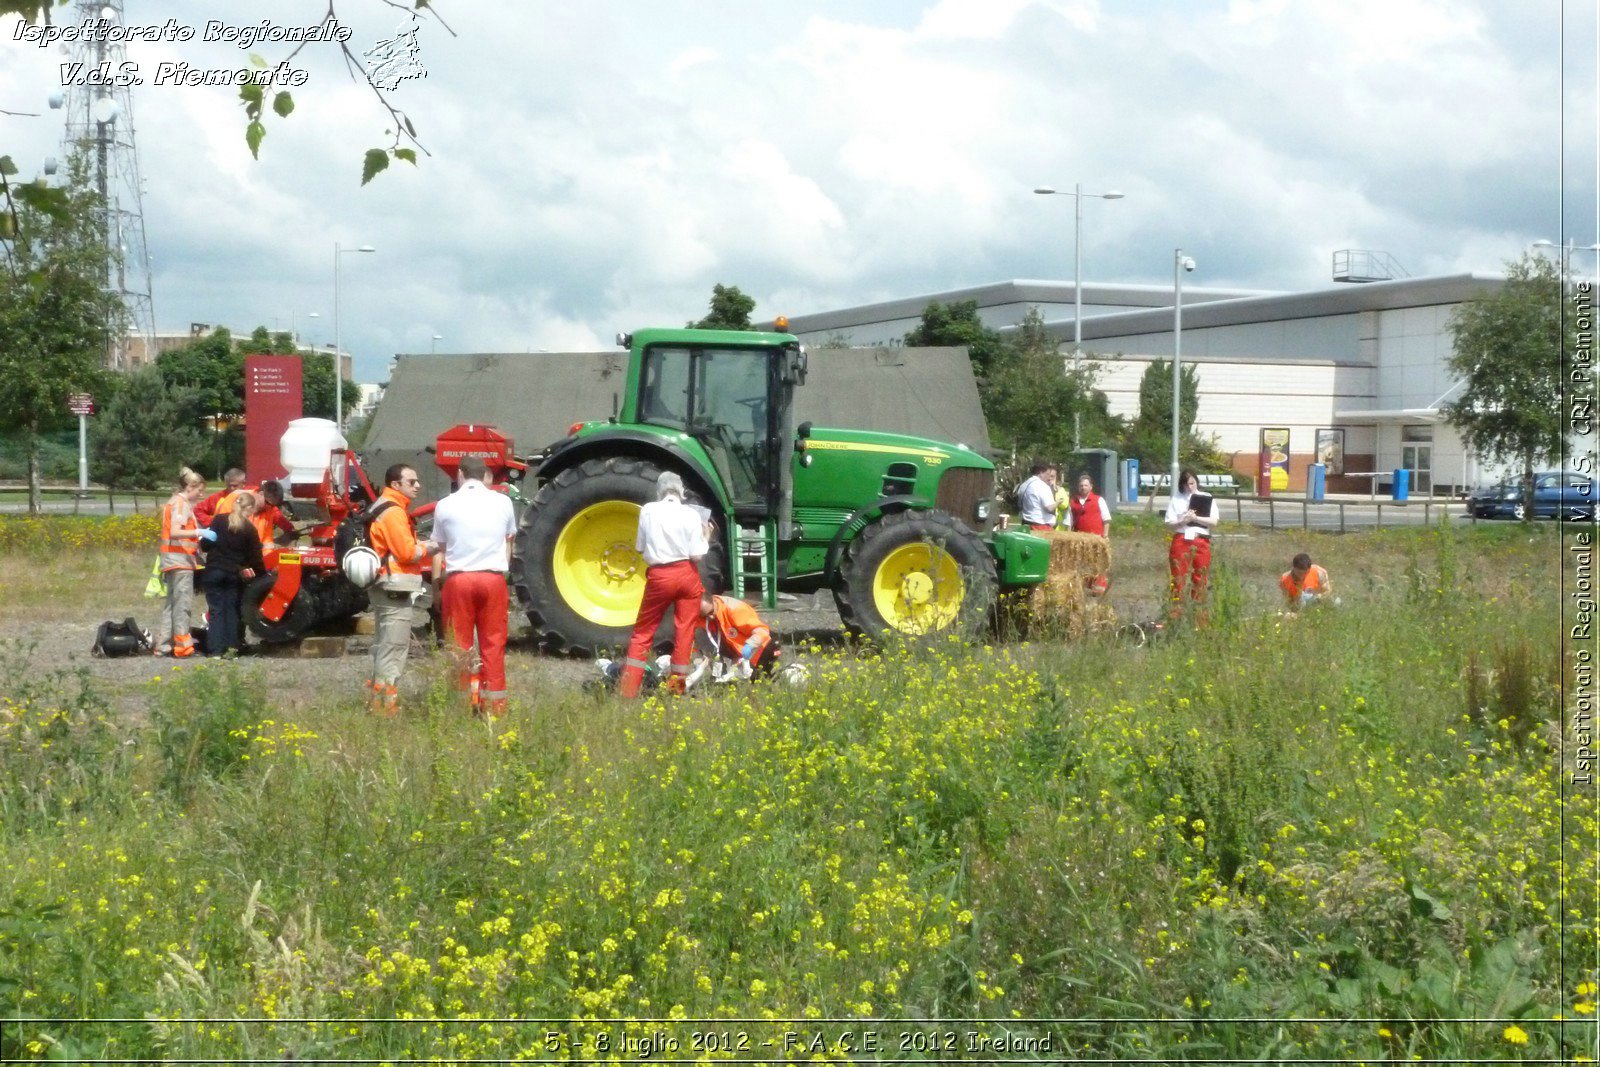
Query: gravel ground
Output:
[[6, 580, 856, 719], [5, 532, 1188, 718]]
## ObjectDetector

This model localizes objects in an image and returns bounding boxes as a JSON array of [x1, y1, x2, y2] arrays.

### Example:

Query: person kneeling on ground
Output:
[[1280, 552, 1333, 611], [698, 593, 781, 682]]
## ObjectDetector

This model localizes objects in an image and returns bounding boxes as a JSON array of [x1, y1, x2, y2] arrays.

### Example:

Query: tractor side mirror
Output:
[[781, 347, 808, 386]]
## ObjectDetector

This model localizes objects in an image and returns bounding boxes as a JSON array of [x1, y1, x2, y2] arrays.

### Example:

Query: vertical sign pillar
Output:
[[244, 355, 304, 486], [68, 392, 94, 496]]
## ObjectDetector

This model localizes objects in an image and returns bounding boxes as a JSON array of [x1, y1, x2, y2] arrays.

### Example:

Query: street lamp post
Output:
[[1532, 238, 1600, 291], [1171, 249, 1196, 496], [1034, 184, 1124, 451], [333, 242, 375, 432]]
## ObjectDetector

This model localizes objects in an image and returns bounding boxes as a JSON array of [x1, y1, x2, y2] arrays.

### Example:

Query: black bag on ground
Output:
[[92, 618, 153, 657]]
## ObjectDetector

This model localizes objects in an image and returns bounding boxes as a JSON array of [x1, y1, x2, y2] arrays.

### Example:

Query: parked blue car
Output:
[[1468, 470, 1596, 520]]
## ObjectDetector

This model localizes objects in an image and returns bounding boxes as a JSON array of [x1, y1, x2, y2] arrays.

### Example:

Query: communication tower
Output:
[[53, 0, 156, 369]]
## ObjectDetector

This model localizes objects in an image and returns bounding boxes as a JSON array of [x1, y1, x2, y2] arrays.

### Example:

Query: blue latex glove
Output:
[[740, 637, 761, 662], [198, 528, 218, 542]]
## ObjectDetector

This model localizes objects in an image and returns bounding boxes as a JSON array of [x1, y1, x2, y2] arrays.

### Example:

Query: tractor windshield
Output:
[[639, 344, 773, 508]]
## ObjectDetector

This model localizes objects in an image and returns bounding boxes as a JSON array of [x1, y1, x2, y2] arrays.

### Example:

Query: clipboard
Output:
[[1190, 492, 1214, 518]]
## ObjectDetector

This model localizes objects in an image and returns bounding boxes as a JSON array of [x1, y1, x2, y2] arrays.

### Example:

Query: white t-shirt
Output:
[[432, 479, 518, 572], [636, 497, 709, 566], [1164, 489, 1214, 541], [1016, 475, 1056, 525]]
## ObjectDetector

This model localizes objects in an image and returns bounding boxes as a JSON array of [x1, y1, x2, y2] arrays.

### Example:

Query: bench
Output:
[[1138, 473, 1242, 495]]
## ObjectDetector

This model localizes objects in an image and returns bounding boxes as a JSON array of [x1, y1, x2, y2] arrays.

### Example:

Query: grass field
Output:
[[0, 519, 1594, 1063]]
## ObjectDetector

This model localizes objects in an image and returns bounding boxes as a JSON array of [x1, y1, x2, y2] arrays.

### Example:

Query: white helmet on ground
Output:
[[341, 545, 382, 588], [778, 663, 811, 687]]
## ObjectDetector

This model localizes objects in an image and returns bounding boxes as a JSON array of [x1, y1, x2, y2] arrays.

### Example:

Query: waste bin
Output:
[[1068, 449, 1120, 512], [1307, 463, 1326, 503], [1392, 467, 1410, 501], [1123, 458, 1140, 504]]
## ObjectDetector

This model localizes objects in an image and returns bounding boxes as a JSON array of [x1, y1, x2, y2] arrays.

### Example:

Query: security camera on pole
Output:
[[1171, 249, 1196, 496]]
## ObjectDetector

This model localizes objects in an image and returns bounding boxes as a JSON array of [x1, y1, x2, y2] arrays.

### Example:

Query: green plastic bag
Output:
[[143, 557, 164, 598]]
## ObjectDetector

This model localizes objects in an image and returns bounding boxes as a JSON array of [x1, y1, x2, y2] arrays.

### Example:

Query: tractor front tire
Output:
[[242, 572, 318, 644], [834, 509, 997, 640]]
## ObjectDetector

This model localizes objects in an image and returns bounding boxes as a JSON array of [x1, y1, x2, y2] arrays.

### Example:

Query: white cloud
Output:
[[0, 0, 1592, 380]]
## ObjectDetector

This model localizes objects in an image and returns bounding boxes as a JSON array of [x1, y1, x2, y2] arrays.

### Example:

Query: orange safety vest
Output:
[[215, 486, 256, 516], [159, 499, 199, 572], [1280, 564, 1329, 604], [702, 595, 772, 663], [251, 503, 294, 567], [370, 487, 426, 576]]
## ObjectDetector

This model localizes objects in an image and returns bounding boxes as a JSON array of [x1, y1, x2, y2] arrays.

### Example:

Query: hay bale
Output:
[[1043, 530, 1112, 576], [1017, 531, 1114, 638]]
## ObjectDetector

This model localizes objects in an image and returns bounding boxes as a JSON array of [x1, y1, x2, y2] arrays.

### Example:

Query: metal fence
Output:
[[0, 486, 166, 516]]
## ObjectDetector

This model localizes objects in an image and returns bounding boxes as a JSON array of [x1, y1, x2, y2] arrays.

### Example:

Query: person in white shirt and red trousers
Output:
[[619, 471, 709, 699], [430, 455, 519, 718]]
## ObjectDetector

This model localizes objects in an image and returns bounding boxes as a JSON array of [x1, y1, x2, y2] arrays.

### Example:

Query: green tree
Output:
[[157, 328, 244, 422], [1119, 358, 1210, 475], [903, 300, 1008, 380], [0, 161, 120, 511], [302, 349, 359, 424], [689, 284, 757, 331], [91, 366, 209, 490], [1443, 253, 1570, 522], [983, 308, 1119, 455]]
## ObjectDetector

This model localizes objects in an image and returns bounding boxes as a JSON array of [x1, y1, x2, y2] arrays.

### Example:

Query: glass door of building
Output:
[[1401, 443, 1432, 495]]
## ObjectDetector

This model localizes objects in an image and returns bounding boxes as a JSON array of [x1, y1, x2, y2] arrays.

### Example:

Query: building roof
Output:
[[774, 278, 1273, 337], [1012, 271, 1506, 342]]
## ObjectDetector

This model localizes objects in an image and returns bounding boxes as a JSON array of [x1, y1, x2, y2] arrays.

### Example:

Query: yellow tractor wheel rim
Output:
[[871, 541, 965, 633], [552, 500, 646, 627]]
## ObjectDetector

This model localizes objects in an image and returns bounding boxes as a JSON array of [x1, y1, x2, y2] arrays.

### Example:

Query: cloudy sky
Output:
[[2, 0, 1596, 383]]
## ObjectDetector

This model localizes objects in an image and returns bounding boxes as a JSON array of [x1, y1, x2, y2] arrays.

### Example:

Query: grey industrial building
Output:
[[779, 273, 1515, 495]]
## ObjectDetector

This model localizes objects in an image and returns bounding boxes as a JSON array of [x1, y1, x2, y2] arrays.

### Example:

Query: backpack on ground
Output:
[[92, 618, 153, 658]]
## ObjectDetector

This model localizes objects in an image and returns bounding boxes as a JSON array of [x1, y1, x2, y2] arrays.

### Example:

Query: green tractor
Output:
[[511, 327, 1050, 654]]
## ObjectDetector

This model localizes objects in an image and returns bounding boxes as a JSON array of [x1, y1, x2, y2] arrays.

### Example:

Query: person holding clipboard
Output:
[[1163, 469, 1218, 619]]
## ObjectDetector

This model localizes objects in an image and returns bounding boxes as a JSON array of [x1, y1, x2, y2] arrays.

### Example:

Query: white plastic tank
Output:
[[280, 418, 348, 489]]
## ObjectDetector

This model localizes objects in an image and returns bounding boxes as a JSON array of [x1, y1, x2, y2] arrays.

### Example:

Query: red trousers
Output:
[[442, 571, 510, 706], [620, 560, 703, 698], [1168, 535, 1211, 612]]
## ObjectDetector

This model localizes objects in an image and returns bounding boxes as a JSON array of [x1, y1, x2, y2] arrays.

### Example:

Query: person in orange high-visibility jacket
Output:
[[195, 468, 246, 528], [698, 593, 782, 681], [155, 467, 206, 657], [366, 464, 433, 716], [1279, 552, 1332, 611], [249, 481, 297, 568]]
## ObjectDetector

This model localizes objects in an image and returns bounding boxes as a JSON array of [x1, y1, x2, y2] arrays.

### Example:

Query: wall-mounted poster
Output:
[[1315, 428, 1345, 476], [1260, 427, 1290, 492]]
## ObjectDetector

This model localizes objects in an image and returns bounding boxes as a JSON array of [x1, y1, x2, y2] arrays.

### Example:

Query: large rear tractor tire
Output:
[[242, 572, 318, 644], [834, 509, 997, 640], [513, 457, 727, 656]]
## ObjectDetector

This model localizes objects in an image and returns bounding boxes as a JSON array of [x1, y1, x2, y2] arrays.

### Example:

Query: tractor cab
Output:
[[621, 328, 807, 607]]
